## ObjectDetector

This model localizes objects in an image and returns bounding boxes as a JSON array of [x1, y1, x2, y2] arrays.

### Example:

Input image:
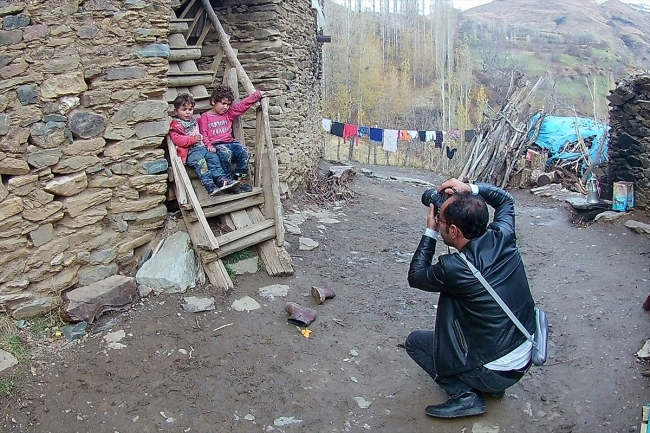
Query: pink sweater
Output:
[[198, 91, 262, 145]]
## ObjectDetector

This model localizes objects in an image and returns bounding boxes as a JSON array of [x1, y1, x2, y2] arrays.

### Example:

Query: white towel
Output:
[[322, 118, 332, 133], [382, 129, 398, 152]]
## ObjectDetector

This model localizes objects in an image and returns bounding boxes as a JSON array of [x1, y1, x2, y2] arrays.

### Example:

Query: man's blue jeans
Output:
[[186, 146, 226, 190], [214, 141, 250, 178], [405, 330, 528, 398]]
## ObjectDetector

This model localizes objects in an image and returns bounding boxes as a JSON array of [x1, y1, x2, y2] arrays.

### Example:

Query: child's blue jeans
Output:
[[214, 141, 250, 178], [186, 146, 226, 190]]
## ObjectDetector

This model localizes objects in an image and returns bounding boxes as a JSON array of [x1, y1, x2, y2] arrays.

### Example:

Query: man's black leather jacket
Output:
[[408, 183, 536, 377]]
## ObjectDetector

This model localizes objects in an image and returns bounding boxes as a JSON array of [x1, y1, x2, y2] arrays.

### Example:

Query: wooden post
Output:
[[201, 0, 284, 245]]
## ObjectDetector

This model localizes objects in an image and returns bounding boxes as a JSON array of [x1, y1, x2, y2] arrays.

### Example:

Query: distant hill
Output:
[[459, 0, 650, 115]]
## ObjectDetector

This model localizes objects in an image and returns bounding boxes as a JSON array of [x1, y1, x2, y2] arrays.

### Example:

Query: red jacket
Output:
[[169, 119, 202, 163], [198, 91, 262, 145]]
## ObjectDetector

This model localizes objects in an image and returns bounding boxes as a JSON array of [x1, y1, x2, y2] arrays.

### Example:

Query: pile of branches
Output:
[[458, 73, 545, 187], [305, 166, 359, 205]]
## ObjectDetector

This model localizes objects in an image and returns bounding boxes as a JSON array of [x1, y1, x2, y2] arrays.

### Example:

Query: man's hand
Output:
[[438, 178, 470, 196], [427, 204, 440, 231]]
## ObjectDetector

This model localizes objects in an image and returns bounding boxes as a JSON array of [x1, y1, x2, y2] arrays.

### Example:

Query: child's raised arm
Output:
[[227, 90, 263, 119]]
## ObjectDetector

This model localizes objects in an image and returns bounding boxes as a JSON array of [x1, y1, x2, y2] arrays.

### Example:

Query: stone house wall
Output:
[[199, 0, 325, 195], [0, 0, 172, 318], [607, 75, 650, 214]]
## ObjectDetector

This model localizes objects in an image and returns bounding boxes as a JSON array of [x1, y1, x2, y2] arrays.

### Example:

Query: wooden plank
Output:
[[170, 18, 195, 23], [178, 0, 197, 18], [166, 136, 187, 205], [168, 33, 188, 49], [186, 9, 204, 39], [209, 227, 276, 260], [172, 157, 219, 249], [248, 207, 293, 276], [169, 21, 189, 34], [180, 185, 262, 209], [254, 108, 263, 187], [184, 194, 265, 222], [168, 75, 213, 87], [215, 220, 275, 247], [168, 70, 213, 76], [223, 63, 246, 146], [196, 24, 211, 47], [211, 44, 226, 84], [168, 48, 202, 62]]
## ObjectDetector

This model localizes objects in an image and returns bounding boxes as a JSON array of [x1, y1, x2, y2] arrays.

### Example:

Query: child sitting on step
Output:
[[169, 93, 238, 196], [198, 84, 265, 194]]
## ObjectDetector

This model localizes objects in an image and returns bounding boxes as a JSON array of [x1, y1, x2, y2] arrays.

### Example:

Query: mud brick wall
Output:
[[199, 0, 325, 196], [0, 0, 171, 318], [607, 75, 650, 214]]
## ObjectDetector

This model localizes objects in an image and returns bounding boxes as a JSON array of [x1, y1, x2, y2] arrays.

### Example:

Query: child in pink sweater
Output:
[[198, 85, 264, 193]]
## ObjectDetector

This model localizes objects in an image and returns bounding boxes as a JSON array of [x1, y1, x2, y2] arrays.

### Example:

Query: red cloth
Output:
[[198, 91, 262, 145], [169, 119, 200, 163], [343, 124, 359, 145]]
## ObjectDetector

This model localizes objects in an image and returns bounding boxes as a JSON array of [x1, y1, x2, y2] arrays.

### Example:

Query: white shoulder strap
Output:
[[458, 252, 535, 346]]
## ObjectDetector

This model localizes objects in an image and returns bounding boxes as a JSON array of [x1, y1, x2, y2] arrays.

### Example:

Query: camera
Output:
[[421, 188, 449, 211]]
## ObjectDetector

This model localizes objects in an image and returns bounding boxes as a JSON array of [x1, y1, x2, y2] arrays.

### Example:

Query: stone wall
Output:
[[199, 0, 325, 195], [607, 75, 650, 214], [0, 0, 172, 318]]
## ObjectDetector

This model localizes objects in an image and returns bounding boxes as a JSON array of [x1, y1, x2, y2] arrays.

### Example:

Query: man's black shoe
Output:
[[425, 390, 487, 418]]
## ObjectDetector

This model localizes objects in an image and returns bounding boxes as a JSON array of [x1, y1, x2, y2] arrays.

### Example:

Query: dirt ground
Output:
[[2, 161, 650, 433]]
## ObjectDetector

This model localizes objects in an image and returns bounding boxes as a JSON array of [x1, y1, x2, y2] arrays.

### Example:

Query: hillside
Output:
[[459, 0, 650, 115]]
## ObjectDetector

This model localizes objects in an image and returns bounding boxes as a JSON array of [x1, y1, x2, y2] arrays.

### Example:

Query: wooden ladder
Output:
[[165, 0, 293, 290]]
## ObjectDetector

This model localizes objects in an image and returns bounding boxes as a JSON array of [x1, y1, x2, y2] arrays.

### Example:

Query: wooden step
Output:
[[169, 21, 189, 34], [168, 48, 202, 62], [182, 186, 263, 209], [167, 70, 213, 77], [185, 193, 265, 222], [171, 18, 195, 23], [168, 75, 213, 87], [199, 225, 277, 261]]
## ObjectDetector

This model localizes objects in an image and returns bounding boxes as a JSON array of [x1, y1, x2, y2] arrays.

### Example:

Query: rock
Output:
[[110, 100, 169, 124], [391, 176, 433, 186], [59, 321, 87, 341], [0, 113, 9, 135], [273, 417, 303, 427], [0, 29, 22, 45], [318, 218, 340, 224], [69, 111, 106, 139], [62, 275, 138, 324], [181, 296, 215, 313], [105, 66, 146, 81], [354, 397, 372, 409], [23, 202, 63, 222], [62, 189, 112, 217], [625, 220, 650, 234], [229, 257, 259, 275], [142, 158, 168, 174], [0, 348, 18, 372], [0, 197, 24, 222], [258, 284, 289, 299], [41, 71, 87, 98], [135, 120, 169, 138], [27, 148, 62, 169], [136, 43, 170, 58], [0, 157, 29, 175], [299, 237, 319, 250], [136, 231, 197, 293], [16, 84, 38, 105], [78, 263, 118, 286], [594, 211, 626, 222], [52, 155, 101, 174], [10, 297, 56, 319], [29, 223, 53, 247], [137, 284, 152, 297], [22, 24, 48, 42], [43, 172, 88, 196], [103, 330, 126, 350], [76, 26, 98, 39], [231, 296, 261, 312], [3, 15, 29, 30]]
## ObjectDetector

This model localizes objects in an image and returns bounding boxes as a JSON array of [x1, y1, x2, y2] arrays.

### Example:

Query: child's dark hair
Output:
[[173, 93, 195, 109], [210, 85, 235, 105]]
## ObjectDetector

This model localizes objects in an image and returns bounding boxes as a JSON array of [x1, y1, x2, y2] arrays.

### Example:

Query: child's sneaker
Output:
[[216, 176, 239, 192], [206, 185, 219, 196], [239, 183, 253, 193], [234, 172, 252, 193]]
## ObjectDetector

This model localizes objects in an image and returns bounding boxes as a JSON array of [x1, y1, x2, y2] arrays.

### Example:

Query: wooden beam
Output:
[[196, 24, 211, 47], [166, 136, 187, 205], [186, 9, 205, 40], [179, 0, 198, 18], [168, 33, 188, 49], [184, 194, 265, 221], [200, 0, 284, 246], [215, 220, 275, 247], [168, 75, 213, 87], [168, 48, 202, 62], [172, 157, 220, 250], [167, 70, 213, 76], [169, 22, 189, 34]]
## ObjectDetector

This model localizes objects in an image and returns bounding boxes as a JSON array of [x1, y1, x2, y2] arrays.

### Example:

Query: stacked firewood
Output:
[[305, 166, 359, 205]]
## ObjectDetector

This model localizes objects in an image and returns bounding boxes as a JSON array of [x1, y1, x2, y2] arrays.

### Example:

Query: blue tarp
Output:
[[528, 114, 609, 166]]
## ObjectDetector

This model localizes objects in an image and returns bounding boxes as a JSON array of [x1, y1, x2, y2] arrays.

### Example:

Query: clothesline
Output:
[[322, 118, 475, 153]]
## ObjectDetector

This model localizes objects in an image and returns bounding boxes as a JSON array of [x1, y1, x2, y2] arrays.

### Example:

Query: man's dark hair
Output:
[[442, 192, 488, 239], [210, 85, 235, 105], [173, 93, 195, 109]]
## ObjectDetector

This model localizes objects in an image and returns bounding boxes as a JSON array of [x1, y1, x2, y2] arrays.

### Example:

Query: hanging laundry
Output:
[[446, 146, 457, 160], [322, 118, 332, 133], [383, 129, 398, 152], [465, 130, 475, 142], [446, 130, 461, 140], [418, 131, 427, 142], [408, 130, 418, 139], [398, 130, 413, 141], [425, 131, 435, 142], [330, 121, 344, 137], [358, 126, 370, 138], [343, 123, 359, 145], [369, 127, 383, 143], [434, 131, 444, 148]]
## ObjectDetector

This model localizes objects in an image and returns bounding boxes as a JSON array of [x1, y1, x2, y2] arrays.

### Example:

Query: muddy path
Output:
[[2, 162, 650, 433]]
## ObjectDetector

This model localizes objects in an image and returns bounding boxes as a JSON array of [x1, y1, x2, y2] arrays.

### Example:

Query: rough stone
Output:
[[76, 26, 98, 39], [44, 172, 88, 196], [258, 284, 289, 298], [130, 174, 167, 189], [136, 231, 197, 293], [59, 206, 107, 228], [142, 158, 168, 174], [103, 126, 134, 141], [62, 275, 137, 324], [7, 174, 37, 196], [0, 348, 18, 372], [116, 231, 155, 256], [0, 59, 28, 79], [63, 188, 112, 217], [78, 263, 118, 286], [59, 96, 79, 114], [69, 111, 106, 139], [29, 223, 53, 247], [29, 122, 66, 148], [136, 43, 170, 58], [0, 197, 23, 221], [23, 201, 63, 222], [231, 257, 260, 275], [52, 156, 101, 174], [231, 296, 261, 312], [61, 136, 105, 156], [3, 15, 30, 30], [625, 220, 650, 234], [25, 188, 54, 206], [10, 297, 56, 319], [41, 71, 87, 98], [22, 24, 48, 42], [16, 84, 39, 105], [0, 30, 22, 45], [60, 321, 87, 341], [111, 100, 168, 124], [103, 137, 162, 159], [109, 195, 164, 213], [0, 158, 29, 176], [110, 161, 138, 175], [105, 66, 146, 80], [181, 296, 215, 313], [27, 148, 62, 169], [0, 113, 9, 135], [88, 174, 126, 188], [135, 120, 169, 138]]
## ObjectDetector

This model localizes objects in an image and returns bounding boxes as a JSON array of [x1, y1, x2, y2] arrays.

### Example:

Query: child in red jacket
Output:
[[169, 93, 238, 196], [198, 85, 264, 193]]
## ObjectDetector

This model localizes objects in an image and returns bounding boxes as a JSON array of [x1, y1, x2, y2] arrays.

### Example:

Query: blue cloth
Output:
[[369, 127, 383, 143], [358, 126, 370, 138], [186, 147, 225, 191], [528, 114, 609, 166], [214, 141, 250, 178]]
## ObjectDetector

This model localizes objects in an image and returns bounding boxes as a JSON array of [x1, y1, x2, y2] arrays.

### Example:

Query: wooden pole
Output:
[[200, 0, 284, 245]]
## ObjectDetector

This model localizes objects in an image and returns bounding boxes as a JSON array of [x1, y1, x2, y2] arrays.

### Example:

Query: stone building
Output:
[[607, 75, 650, 214], [0, 0, 325, 318]]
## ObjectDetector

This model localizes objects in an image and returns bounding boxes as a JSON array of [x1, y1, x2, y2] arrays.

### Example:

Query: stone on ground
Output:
[[625, 220, 650, 234], [136, 231, 197, 293], [231, 296, 261, 312], [62, 275, 137, 324], [299, 237, 319, 250], [181, 296, 215, 313], [229, 257, 258, 275], [0, 348, 18, 372], [259, 284, 289, 299]]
